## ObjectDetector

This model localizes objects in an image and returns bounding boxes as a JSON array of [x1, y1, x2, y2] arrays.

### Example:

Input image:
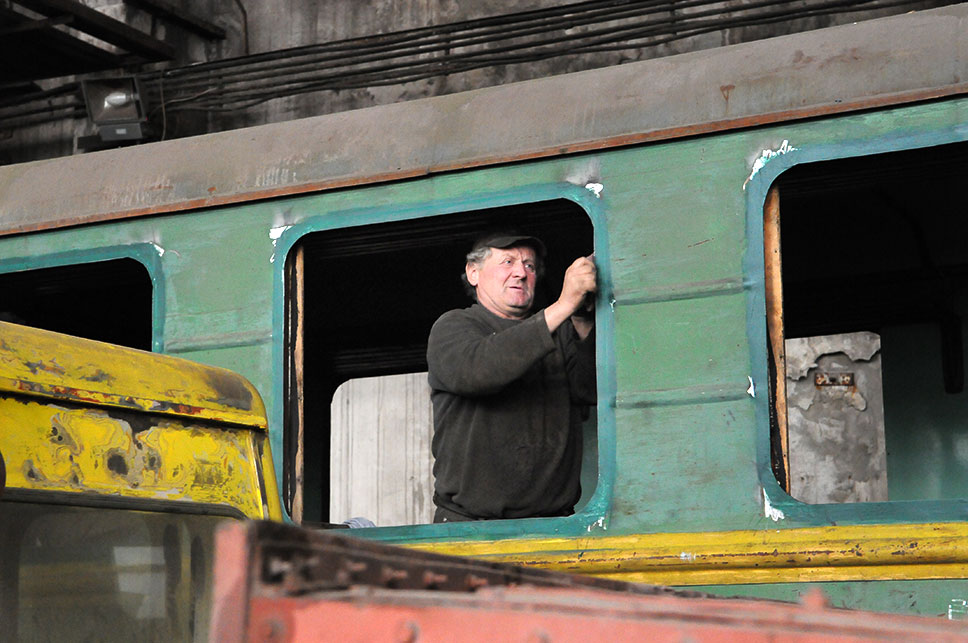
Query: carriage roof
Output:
[[0, 4, 965, 237]]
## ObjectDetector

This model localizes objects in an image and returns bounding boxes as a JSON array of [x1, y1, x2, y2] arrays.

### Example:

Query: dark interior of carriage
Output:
[[289, 199, 593, 523], [775, 140, 968, 503], [0, 258, 152, 350]]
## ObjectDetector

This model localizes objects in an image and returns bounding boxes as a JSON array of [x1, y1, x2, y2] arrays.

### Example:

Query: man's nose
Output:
[[510, 260, 527, 277]]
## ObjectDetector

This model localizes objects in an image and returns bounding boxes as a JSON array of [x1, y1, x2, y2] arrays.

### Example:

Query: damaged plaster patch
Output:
[[763, 488, 785, 521], [785, 332, 880, 381], [743, 140, 798, 190]]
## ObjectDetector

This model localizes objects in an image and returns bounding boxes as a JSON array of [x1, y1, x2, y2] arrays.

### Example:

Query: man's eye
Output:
[[525, 264, 536, 272]]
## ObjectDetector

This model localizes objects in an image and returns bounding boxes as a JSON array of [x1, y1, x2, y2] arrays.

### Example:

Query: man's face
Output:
[[466, 246, 538, 320]]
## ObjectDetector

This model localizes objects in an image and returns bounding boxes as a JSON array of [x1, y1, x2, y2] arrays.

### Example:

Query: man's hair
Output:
[[460, 233, 545, 300], [461, 245, 493, 299]]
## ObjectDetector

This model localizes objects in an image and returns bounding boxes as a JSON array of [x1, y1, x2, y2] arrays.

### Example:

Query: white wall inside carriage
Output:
[[330, 372, 435, 527]]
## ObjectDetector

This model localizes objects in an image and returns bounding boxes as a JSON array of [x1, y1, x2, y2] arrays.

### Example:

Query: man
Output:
[[427, 232, 597, 522]]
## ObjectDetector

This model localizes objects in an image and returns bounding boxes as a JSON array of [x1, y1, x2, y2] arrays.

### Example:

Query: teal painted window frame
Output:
[[745, 122, 968, 526], [271, 182, 617, 541], [0, 244, 166, 352]]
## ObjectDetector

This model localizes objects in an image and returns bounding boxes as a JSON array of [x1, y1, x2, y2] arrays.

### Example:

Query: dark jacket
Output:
[[427, 303, 596, 519]]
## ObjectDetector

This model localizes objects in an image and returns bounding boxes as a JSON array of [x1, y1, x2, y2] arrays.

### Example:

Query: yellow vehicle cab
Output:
[[0, 321, 281, 641], [0, 320, 281, 518]]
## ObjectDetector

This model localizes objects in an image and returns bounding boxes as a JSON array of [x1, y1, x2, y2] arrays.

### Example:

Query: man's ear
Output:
[[465, 262, 479, 287]]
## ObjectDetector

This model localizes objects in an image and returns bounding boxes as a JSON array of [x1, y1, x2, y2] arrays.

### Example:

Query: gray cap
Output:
[[470, 232, 546, 258]]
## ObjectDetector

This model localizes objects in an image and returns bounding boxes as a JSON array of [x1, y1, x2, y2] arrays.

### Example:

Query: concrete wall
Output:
[[0, 1, 953, 165]]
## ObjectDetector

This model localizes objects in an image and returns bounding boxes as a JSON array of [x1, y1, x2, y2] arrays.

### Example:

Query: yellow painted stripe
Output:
[[407, 522, 968, 585], [0, 321, 266, 428]]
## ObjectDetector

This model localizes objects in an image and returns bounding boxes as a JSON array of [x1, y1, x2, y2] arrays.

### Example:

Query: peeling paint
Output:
[[269, 225, 292, 244], [747, 376, 755, 398], [584, 182, 604, 198], [763, 488, 785, 521], [152, 242, 166, 257], [743, 139, 798, 190], [586, 516, 607, 532], [269, 225, 293, 263], [948, 599, 968, 620], [679, 552, 696, 562]]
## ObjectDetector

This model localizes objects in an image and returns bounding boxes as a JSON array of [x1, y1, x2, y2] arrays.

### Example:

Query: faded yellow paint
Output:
[[0, 321, 282, 521], [1, 397, 271, 517], [0, 321, 266, 428], [408, 522, 968, 585]]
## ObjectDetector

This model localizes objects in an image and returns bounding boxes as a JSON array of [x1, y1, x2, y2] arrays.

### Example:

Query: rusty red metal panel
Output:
[[211, 521, 968, 643], [245, 589, 968, 642], [1, 5, 967, 237], [210, 522, 252, 642]]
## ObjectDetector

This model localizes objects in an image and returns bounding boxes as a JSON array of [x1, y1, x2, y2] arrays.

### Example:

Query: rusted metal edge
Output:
[[2, 82, 966, 239], [0, 375, 268, 429]]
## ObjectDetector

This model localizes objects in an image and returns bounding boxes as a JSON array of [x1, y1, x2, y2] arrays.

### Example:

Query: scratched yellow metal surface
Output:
[[0, 321, 266, 428], [406, 523, 968, 585], [0, 395, 274, 519]]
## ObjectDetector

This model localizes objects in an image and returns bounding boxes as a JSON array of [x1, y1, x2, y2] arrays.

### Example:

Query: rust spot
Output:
[[150, 399, 206, 415], [144, 447, 162, 472], [792, 50, 815, 66], [107, 452, 129, 476], [23, 459, 45, 481], [81, 369, 114, 383], [119, 396, 141, 408], [194, 463, 226, 486], [205, 371, 253, 411], [25, 359, 66, 376], [208, 186, 217, 194], [720, 84, 735, 101], [820, 47, 862, 69]]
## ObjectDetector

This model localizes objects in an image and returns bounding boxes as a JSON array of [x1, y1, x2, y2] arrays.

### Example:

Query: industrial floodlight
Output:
[[81, 77, 148, 142]]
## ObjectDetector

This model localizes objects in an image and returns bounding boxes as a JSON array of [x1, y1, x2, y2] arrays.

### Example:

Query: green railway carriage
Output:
[[2, 5, 968, 617]]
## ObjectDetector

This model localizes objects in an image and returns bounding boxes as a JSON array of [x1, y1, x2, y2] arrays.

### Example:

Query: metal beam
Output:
[[13, 0, 174, 60], [122, 0, 225, 40]]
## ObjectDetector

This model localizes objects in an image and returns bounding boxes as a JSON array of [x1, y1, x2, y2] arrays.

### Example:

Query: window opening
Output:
[[767, 141, 968, 503], [0, 258, 152, 350], [285, 199, 594, 525]]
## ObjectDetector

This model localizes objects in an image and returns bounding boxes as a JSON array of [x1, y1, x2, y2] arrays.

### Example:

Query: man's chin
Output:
[[508, 301, 534, 317]]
